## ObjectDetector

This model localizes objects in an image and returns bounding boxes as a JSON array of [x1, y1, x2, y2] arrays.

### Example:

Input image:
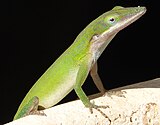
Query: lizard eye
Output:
[[108, 17, 117, 25], [109, 18, 115, 23], [104, 14, 118, 25]]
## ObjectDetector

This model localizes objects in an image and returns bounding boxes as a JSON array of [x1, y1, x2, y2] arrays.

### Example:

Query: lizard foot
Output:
[[89, 101, 110, 121]]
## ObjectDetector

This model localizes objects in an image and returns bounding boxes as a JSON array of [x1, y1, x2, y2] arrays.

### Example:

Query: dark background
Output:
[[0, 1, 159, 124]]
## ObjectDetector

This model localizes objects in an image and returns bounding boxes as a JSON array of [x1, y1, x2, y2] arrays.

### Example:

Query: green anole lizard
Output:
[[13, 6, 146, 120]]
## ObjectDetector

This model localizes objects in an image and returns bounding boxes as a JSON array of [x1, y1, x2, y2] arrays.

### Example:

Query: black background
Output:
[[0, 1, 159, 124]]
